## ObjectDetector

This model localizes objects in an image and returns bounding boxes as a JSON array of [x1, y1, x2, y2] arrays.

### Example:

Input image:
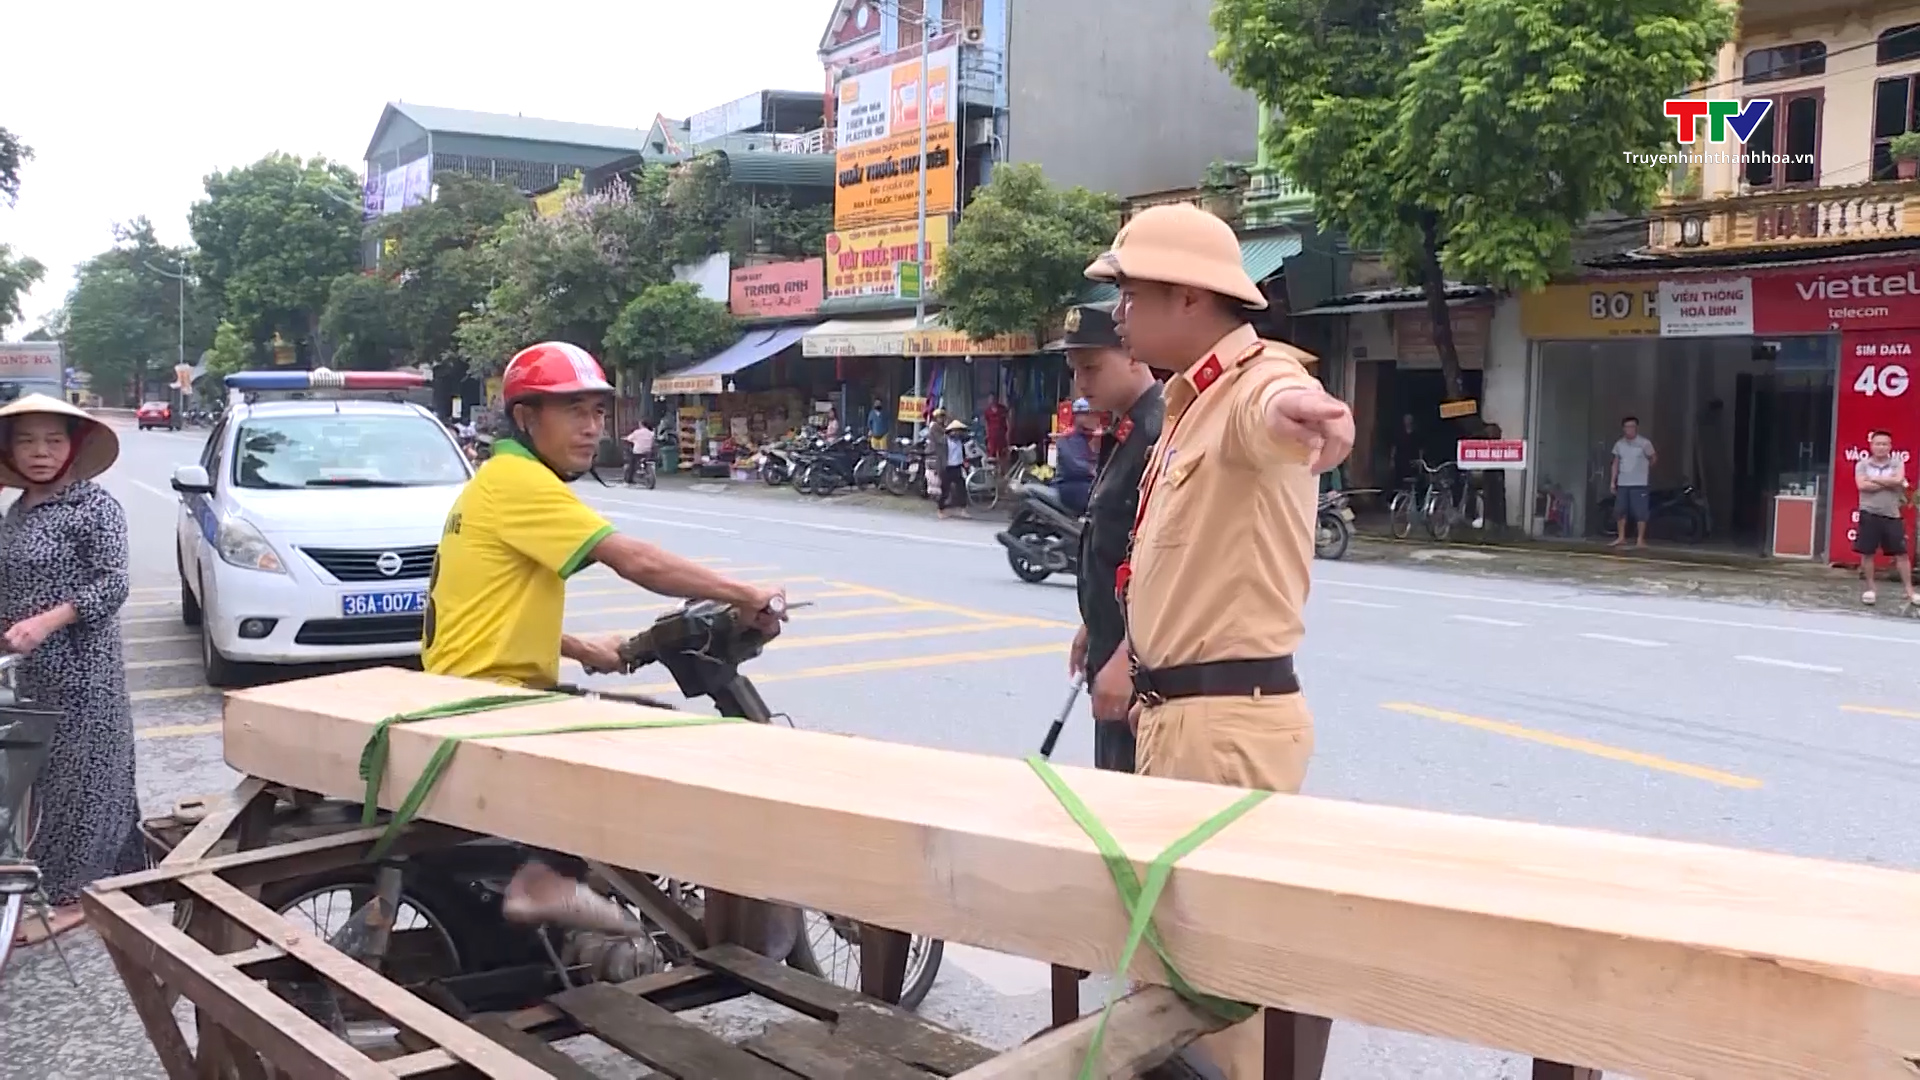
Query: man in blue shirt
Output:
[[866, 398, 888, 449], [1054, 399, 1098, 514]]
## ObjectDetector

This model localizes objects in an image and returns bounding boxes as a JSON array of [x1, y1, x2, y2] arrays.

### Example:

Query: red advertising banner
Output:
[[1830, 329, 1919, 567], [1753, 260, 1920, 334], [1456, 439, 1528, 470], [729, 259, 823, 318]]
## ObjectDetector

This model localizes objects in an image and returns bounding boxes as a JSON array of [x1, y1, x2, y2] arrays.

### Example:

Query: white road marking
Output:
[[1451, 614, 1525, 628], [1328, 599, 1396, 610], [1735, 655, 1843, 674], [600, 509, 739, 535], [1580, 632, 1665, 648], [127, 479, 175, 502], [590, 492, 997, 550], [1319, 577, 1920, 646]]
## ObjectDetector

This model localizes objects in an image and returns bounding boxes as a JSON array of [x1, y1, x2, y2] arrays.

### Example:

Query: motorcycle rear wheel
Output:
[[882, 462, 908, 497], [1315, 510, 1353, 561], [1006, 521, 1054, 584]]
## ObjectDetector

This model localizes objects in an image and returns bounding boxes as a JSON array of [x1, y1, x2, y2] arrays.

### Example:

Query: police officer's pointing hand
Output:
[[1266, 386, 1355, 475]]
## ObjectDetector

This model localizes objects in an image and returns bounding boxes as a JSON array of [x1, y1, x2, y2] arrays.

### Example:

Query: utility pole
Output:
[[912, 8, 933, 419], [144, 257, 188, 427]]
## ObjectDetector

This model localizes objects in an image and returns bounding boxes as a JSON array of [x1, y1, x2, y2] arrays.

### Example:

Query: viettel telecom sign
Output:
[[1664, 99, 1771, 144]]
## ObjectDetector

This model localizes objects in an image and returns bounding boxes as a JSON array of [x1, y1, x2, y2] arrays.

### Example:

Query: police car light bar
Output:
[[224, 368, 428, 392]]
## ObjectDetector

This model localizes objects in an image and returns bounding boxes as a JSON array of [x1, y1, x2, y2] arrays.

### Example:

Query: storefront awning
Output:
[[653, 324, 812, 395], [1291, 283, 1494, 317], [801, 316, 920, 358]]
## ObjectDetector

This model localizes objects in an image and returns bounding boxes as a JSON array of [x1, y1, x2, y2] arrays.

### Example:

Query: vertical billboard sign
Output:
[[381, 168, 406, 217], [832, 46, 958, 229], [362, 170, 383, 220], [1831, 329, 1919, 567], [402, 156, 431, 209]]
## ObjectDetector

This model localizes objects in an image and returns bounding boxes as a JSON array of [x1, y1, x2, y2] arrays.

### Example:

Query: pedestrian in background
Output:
[[938, 417, 970, 519], [867, 398, 888, 450], [983, 393, 1009, 473], [1052, 399, 1098, 515], [1060, 301, 1164, 773], [1610, 415, 1656, 548], [1854, 429, 1915, 607], [0, 395, 143, 946], [623, 418, 655, 484], [925, 408, 949, 505], [1086, 202, 1353, 1078]]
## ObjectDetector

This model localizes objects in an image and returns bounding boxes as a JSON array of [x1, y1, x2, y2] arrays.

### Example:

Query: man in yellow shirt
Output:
[[425, 340, 784, 931]]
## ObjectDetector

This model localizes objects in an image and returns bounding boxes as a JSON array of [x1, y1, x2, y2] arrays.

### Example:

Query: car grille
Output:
[[299, 545, 436, 582], [294, 616, 424, 647]]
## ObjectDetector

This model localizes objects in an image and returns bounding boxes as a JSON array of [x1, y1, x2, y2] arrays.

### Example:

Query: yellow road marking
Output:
[[565, 603, 936, 634], [138, 721, 222, 740], [567, 574, 813, 600], [126, 633, 195, 645], [823, 581, 1076, 630], [1842, 704, 1920, 720], [615, 643, 1067, 694], [1381, 703, 1762, 790], [126, 657, 200, 671], [123, 614, 186, 626], [768, 621, 1036, 651], [124, 599, 175, 609], [132, 686, 216, 703]]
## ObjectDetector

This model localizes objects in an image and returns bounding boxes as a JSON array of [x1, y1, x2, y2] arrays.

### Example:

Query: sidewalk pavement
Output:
[[642, 472, 1916, 620]]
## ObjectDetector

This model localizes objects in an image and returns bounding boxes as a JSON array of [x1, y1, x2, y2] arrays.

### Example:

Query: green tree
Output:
[[604, 282, 737, 390], [0, 244, 45, 335], [189, 153, 363, 365], [320, 272, 406, 370], [204, 319, 257, 383], [1213, 0, 1732, 402], [0, 127, 30, 207], [58, 220, 215, 402], [937, 163, 1120, 343]]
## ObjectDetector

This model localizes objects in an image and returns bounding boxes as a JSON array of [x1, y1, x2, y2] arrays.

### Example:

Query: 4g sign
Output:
[[1832, 330, 1920, 567]]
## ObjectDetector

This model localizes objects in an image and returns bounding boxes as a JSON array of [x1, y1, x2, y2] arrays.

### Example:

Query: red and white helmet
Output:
[[501, 342, 613, 406]]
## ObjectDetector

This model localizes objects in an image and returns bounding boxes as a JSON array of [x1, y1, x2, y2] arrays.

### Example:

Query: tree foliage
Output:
[[189, 153, 363, 364], [604, 282, 737, 385], [59, 220, 215, 402], [1212, 0, 1733, 399], [0, 244, 45, 336], [937, 163, 1120, 342], [320, 273, 405, 371], [0, 127, 29, 207]]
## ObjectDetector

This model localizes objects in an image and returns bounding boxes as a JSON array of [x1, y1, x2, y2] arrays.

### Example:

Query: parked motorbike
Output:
[[755, 440, 798, 487], [1594, 483, 1711, 543], [879, 436, 924, 497], [996, 484, 1083, 583], [793, 433, 865, 496], [1316, 489, 1356, 561]]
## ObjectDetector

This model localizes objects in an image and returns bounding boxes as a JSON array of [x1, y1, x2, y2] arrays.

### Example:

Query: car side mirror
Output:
[[171, 464, 213, 496]]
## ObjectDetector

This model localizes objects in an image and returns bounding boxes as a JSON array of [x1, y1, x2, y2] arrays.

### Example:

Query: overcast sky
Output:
[[1, 1, 833, 337]]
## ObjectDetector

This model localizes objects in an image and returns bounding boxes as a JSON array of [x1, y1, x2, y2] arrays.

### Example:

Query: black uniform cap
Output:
[[1058, 302, 1123, 350]]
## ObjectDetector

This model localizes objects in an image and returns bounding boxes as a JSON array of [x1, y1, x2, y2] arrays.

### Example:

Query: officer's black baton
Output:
[[1037, 675, 1086, 760]]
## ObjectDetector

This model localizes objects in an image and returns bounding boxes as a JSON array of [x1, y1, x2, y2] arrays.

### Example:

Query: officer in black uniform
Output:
[[1062, 301, 1166, 772]]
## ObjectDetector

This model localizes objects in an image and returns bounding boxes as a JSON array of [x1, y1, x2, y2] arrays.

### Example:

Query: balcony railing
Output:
[[1647, 180, 1920, 253], [1242, 166, 1313, 227], [774, 129, 827, 155]]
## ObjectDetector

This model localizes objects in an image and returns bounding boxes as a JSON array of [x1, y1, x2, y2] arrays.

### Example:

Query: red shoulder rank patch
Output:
[[1191, 354, 1225, 393]]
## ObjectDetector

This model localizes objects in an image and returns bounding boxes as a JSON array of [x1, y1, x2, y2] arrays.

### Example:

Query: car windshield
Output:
[[231, 413, 469, 489]]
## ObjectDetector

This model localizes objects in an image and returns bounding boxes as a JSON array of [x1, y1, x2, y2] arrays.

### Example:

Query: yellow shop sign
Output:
[[1521, 282, 1660, 339]]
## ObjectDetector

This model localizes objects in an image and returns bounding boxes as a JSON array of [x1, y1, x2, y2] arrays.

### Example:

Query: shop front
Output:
[[652, 325, 817, 474], [800, 317, 1051, 438], [1521, 256, 1920, 563]]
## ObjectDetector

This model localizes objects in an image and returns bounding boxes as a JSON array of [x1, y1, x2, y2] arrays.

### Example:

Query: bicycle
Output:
[[1389, 459, 1463, 541], [0, 653, 76, 985]]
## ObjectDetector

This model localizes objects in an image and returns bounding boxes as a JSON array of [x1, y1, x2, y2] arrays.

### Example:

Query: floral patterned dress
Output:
[[0, 480, 144, 903]]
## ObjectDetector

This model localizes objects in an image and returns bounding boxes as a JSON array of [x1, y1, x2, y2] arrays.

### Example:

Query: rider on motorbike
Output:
[[422, 341, 787, 932], [1053, 399, 1098, 515]]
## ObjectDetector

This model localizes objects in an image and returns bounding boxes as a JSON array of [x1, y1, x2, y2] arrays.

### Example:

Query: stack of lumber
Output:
[[223, 668, 1920, 1079]]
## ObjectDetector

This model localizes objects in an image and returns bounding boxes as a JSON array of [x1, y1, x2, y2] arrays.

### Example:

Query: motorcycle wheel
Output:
[[1006, 519, 1054, 584], [794, 465, 815, 495], [812, 467, 844, 496], [640, 464, 657, 491], [763, 463, 785, 487], [882, 462, 908, 497], [1315, 510, 1353, 561]]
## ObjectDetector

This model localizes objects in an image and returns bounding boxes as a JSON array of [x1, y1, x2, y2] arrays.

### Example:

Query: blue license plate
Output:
[[341, 590, 426, 617]]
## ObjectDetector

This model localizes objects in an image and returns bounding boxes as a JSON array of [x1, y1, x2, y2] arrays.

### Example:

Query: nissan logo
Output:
[[375, 551, 404, 577]]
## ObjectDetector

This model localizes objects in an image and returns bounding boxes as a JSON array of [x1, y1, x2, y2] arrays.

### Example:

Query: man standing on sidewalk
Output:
[[1061, 301, 1163, 773], [1854, 429, 1916, 606], [1086, 203, 1353, 1078], [1611, 416, 1656, 548]]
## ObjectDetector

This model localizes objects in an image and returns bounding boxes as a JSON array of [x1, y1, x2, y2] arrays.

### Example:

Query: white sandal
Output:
[[1863, 590, 1878, 606]]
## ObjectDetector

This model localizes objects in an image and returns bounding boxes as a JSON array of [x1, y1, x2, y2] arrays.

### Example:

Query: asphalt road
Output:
[[6, 419, 1920, 1078]]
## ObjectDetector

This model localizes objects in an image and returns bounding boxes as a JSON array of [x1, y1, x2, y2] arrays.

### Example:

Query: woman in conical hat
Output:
[[0, 394, 143, 946]]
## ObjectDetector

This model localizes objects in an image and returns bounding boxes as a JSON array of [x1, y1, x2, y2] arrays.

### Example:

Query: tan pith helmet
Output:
[[0, 394, 121, 487], [1085, 203, 1267, 309]]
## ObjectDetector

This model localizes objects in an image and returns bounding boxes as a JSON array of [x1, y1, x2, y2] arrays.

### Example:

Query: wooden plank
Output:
[[179, 873, 550, 1080], [549, 981, 796, 1080], [82, 888, 394, 1080], [100, 937, 202, 1080], [468, 1016, 601, 1080], [697, 943, 995, 1071], [585, 858, 707, 953], [743, 1020, 928, 1080], [954, 985, 1225, 1079], [160, 777, 269, 866], [99, 820, 470, 900], [223, 667, 1920, 1080]]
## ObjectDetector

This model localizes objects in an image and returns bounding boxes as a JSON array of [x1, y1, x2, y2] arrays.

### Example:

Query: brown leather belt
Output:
[[1132, 656, 1298, 705]]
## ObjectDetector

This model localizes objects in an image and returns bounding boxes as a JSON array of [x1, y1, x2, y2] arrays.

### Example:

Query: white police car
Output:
[[171, 369, 472, 686]]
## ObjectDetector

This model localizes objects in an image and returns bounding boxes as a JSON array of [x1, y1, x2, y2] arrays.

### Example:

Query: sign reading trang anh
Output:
[[824, 216, 950, 299], [729, 259, 823, 318]]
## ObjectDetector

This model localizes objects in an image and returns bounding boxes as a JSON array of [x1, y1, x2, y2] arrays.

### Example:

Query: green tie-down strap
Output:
[[357, 692, 746, 861], [1026, 755, 1269, 1080]]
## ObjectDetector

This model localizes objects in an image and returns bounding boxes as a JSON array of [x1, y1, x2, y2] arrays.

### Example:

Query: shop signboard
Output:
[[897, 394, 926, 422], [905, 327, 1037, 356], [0, 343, 61, 383], [1751, 263, 1920, 334], [1659, 277, 1752, 337], [1830, 328, 1919, 567], [824, 216, 949, 299], [833, 47, 957, 229], [729, 260, 823, 318], [1393, 306, 1489, 366], [1457, 439, 1527, 470]]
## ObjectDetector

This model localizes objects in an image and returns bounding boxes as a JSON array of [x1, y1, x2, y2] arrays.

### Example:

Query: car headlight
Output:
[[215, 518, 287, 574]]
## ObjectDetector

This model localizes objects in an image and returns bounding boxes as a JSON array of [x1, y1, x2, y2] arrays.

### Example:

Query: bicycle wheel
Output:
[[1389, 491, 1414, 539], [1425, 490, 1453, 541]]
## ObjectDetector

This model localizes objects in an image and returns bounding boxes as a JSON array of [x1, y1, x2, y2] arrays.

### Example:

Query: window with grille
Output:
[[1878, 23, 1920, 65], [1742, 41, 1826, 84], [1742, 90, 1821, 189]]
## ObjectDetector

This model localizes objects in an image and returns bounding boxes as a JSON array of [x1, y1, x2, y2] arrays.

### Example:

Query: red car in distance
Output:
[[136, 400, 172, 430]]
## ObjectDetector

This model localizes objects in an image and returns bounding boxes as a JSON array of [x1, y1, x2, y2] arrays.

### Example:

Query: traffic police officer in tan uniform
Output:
[[1086, 202, 1353, 1078]]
